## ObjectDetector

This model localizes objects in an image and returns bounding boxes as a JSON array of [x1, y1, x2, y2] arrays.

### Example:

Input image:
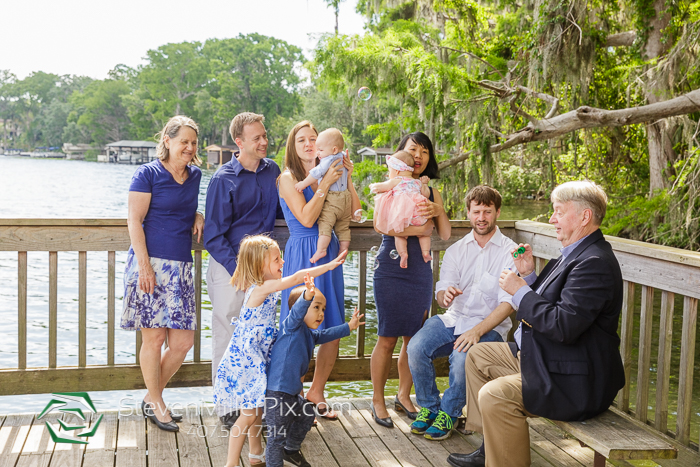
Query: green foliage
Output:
[[352, 160, 388, 217]]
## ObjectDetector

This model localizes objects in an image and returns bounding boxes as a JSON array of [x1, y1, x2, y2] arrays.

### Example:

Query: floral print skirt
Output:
[[120, 250, 196, 331]]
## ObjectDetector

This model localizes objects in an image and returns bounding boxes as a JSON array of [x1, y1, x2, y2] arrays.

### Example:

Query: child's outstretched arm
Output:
[[258, 251, 347, 296], [369, 178, 400, 194], [347, 307, 365, 331]]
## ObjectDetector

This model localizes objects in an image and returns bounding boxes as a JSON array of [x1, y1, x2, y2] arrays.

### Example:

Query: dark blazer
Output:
[[518, 229, 625, 421]]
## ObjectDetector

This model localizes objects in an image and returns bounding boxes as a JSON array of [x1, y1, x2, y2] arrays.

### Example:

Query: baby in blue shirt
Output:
[[294, 128, 354, 263], [265, 275, 363, 467]]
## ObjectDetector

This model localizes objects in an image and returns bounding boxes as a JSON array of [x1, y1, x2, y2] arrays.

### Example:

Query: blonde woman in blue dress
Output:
[[213, 235, 346, 467]]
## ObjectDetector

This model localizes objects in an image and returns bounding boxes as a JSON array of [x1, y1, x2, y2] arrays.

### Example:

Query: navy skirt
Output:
[[373, 235, 433, 337]]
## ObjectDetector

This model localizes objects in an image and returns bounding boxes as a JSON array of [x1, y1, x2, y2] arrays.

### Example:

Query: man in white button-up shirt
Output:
[[407, 186, 517, 441]]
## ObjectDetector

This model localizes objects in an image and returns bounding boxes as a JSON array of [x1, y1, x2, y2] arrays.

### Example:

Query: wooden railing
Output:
[[3, 218, 700, 449], [0, 219, 499, 395]]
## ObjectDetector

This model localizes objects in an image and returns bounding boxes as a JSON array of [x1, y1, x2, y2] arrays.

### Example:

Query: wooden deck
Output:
[[1, 398, 699, 467]]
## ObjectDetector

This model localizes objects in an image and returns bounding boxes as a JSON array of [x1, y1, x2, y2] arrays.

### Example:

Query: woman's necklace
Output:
[[165, 160, 186, 183]]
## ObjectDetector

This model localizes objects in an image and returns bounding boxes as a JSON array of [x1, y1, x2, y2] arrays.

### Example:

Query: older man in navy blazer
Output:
[[447, 180, 625, 467]]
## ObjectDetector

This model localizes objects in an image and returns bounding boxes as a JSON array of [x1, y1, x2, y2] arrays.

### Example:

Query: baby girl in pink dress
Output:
[[370, 150, 432, 268]]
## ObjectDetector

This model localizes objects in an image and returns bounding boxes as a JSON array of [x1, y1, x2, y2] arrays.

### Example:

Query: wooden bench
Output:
[[552, 407, 678, 466]]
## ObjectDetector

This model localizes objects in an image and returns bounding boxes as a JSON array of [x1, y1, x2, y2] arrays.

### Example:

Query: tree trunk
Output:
[[221, 126, 227, 146], [335, 7, 339, 35], [643, 0, 674, 194]]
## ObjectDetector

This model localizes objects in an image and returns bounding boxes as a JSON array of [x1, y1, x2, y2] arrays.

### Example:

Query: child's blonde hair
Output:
[[318, 127, 345, 151], [230, 235, 279, 291]]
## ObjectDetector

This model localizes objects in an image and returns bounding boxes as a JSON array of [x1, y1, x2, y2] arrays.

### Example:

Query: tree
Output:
[[128, 42, 209, 139], [67, 79, 132, 145], [201, 34, 304, 153], [312, 0, 700, 247], [323, 0, 346, 35]]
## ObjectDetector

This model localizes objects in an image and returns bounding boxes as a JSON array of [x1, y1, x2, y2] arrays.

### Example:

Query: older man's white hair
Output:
[[551, 180, 608, 225]]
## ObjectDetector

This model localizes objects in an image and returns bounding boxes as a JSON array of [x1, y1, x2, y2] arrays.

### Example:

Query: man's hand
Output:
[[511, 243, 535, 276], [499, 269, 526, 295], [437, 286, 463, 308], [454, 327, 482, 352]]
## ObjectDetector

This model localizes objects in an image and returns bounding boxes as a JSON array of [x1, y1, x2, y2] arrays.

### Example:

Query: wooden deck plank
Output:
[[201, 409, 230, 467], [14, 413, 58, 467], [146, 416, 179, 467], [377, 402, 451, 467], [0, 414, 34, 467], [49, 412, 87, 467], [303, 426, 340, 466], [316, 414, 371, 466], [177, 409, 210, 467], [114, 411, 146, 467], [83, 412, 118, 467], [353, 399, 430, 467]]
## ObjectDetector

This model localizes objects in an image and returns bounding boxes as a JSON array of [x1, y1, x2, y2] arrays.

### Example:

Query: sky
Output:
[[0, 0, 367, 80]]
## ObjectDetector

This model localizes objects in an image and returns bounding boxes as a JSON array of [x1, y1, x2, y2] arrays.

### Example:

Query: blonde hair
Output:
[[230, 112, 265, 142], [230, 235, 279, 291], [156, 116, 201, 165], [551, 180, 608, 225], [392, 150, 415, 167], [318, 127, 345, 152]]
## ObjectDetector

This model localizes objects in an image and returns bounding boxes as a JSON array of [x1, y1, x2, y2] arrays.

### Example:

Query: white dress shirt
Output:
[[435, 227, 517, 340]]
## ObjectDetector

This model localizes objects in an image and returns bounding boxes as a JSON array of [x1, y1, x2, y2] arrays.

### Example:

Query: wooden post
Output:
[[430, 250, 440, 317], [18, 251, 27, 370], [654, 291, 674, 433], [676, 296, 698, 445], [617, 281, 635, 412], [356, 251, 367, 358], [108, 251, 115, 366], [79, 251, 87, 368], [194, 250, 202, 363], [635, 285, 654, 423], [49, 252, 58, 368]]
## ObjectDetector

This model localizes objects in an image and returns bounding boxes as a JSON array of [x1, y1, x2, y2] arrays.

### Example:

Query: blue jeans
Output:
[[407, 315, 503, 418], [265, 390, 316, 467]]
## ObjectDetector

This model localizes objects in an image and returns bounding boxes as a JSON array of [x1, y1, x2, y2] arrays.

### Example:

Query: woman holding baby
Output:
[[370, 131, 451, 427], [277, 121, 361, 419]]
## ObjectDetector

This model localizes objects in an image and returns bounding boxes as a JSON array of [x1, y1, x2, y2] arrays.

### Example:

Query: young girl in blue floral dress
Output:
[[213, 234, 346, 467]]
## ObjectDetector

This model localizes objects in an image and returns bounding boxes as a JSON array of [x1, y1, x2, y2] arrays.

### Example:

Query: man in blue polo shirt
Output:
[[203, 112, 284, 426]]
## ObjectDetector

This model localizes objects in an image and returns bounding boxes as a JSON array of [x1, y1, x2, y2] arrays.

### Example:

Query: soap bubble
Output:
[[373, 258, 380, 270], [354, 209, 367, 223], [389, 249, 399, 260], [370, 246, 379, 255], [357, 87, 372, 101]]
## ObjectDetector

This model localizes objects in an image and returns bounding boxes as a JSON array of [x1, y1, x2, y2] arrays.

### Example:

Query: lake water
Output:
[[0, 156, 549, 415]]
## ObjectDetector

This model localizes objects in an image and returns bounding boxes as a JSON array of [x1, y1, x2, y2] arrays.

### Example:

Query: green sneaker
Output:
[[424, 410, 456, 440], [410, 407, 437, 434]]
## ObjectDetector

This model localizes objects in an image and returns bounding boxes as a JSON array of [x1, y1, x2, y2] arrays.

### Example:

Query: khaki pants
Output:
[[318, 190, 352, 241], [463, 342, 535, 467], [206, 257, 245, 384]]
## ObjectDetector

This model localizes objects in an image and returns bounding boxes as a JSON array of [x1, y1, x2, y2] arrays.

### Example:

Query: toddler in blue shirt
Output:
[[265, 275, 364, 467]]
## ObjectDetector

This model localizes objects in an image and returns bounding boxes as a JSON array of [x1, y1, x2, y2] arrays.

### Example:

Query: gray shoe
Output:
[[283, 450, 311, 467], [220, 411, 239, 429]]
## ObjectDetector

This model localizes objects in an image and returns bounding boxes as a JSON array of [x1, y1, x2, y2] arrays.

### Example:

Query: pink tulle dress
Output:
[[374, 177, 428, 234]]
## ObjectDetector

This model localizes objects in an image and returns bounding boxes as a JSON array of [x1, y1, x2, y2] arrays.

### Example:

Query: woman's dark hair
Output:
[[397, 132, 439, 180]]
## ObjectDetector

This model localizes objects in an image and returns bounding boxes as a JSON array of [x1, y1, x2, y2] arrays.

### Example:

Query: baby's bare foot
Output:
[[310, 249, 327, 263], [399, 253, 409, 268], [422, 251, 432, 263]]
